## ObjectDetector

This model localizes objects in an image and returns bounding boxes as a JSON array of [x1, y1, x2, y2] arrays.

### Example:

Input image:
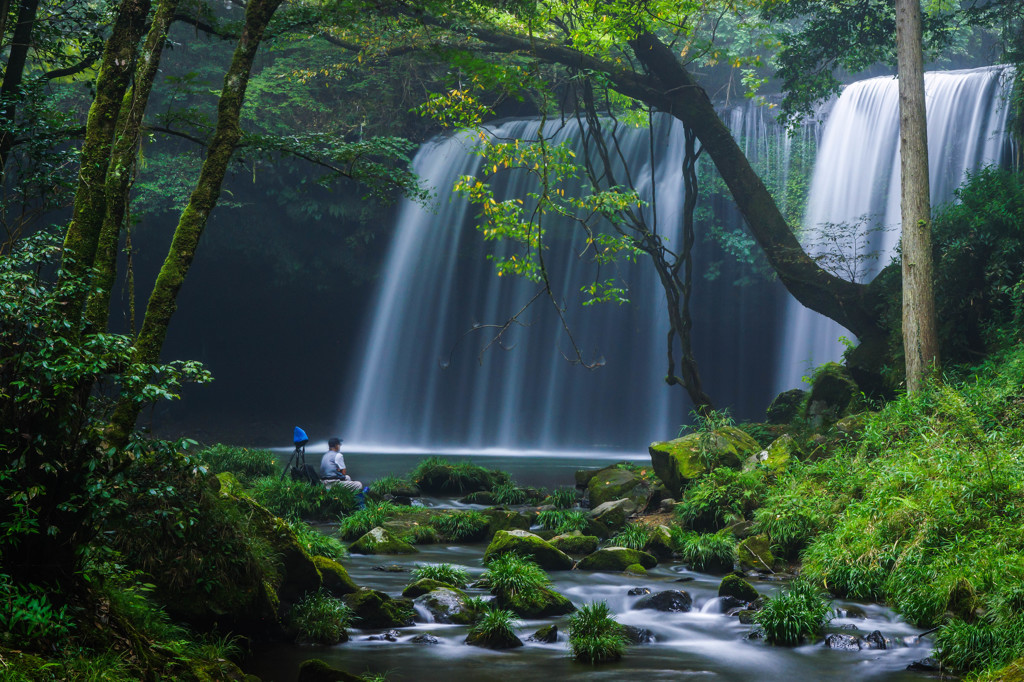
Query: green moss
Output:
[[483, 530, 574, 570], [649, 426, 761, 496], [737, 534, 775, 573], [550, 533, 599, 556], [342, 589, 414, 628], [575, 547, 658, 571], [719, 574, 759, 602], [311, 556, 358, 596], [348, 527, 418, 555], [587, 465, 647, 508]]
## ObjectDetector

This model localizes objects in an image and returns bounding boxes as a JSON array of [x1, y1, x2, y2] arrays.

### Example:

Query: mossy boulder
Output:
[[312, 556, 358, 596], [349, 527, 418, 555], [465, 628, 523, 649], [587, 465, 649, 509], [529, 624, 559, 643], [483, 530, 574, 570], [649, 427, 761, 496], [835, 412, 870, 439], [496, 585, 575, 618], [402, 578, 451, 599], [766, 389, 807, 425], [460, 490, 497, 505], [805, 362, 859, 426], [297, 659, 364, 682], [737, 535, 775, 573], [480, 509, 533, 537], [416, 587, 477, 624], [576, 546, 658, 571], [719, 574, 759, 603], [342, 588, 415, 628], [575, 467, 602, 488], [550, 532, 599, 556], [643, 525, 675, 560], [624, 563, 647, 575], [743, 434, 799, 473], [587, 498, 636, 532]]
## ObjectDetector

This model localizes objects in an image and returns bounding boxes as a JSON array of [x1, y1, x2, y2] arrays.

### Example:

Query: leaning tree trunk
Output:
[[896, 0, 939, 392], [106, 0, 284, 449], [0, 0, 41, 184]]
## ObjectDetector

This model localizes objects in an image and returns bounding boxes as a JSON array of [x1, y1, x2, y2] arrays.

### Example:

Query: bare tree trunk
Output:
[[896, 0, 939, 392], [0, 0, 41, 182], [106, 0, 284, 447]]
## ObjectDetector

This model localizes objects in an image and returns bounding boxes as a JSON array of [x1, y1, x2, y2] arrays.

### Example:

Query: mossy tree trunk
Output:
[[106, 0, 284, 447], [896, 0, 939, 392], [0, 0, 41, 184]]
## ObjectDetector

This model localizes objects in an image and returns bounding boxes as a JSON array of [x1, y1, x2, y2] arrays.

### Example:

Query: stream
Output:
[[249, 451, 937, 681]]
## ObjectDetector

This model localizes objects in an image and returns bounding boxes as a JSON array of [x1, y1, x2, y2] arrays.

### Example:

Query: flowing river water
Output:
[[247, 452, 936, 682]]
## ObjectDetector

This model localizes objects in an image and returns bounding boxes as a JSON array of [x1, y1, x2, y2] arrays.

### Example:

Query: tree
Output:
[[896, 0, 938, 392]]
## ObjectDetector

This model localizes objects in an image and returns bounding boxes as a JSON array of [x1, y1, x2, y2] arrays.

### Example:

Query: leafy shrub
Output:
[[370, 474, 410, 497], [669, 529, 736, 572], [289, 590, 353, 644], [466, 605, 520, 644], [484, 553, 551, 600], [754, 580, 832, 645], [608, 523, 653, 550], [247, 476, 357, 520], [195, 444, 277, 484], [536, 509, 588, 534], [0, 575, 71, 644], [430, 511, 489, 542], [288, 520, 347, 561], [675, 467, 765, 532], [545, 487, 578, 509], [567, 601, 627, 664], [752, 488, 821, 559], [492, 483, 528, 506], [338, 501, 400, 541], [411, 456, 509, 494], [411, 563, 469, 588], [404, 524, 440, 544]]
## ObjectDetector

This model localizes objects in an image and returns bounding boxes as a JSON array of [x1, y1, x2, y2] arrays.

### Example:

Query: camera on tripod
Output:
[[281, 426, 320, 485]]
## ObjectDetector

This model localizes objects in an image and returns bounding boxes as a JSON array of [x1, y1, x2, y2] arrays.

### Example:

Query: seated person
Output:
[[319, 437, 363, 491]]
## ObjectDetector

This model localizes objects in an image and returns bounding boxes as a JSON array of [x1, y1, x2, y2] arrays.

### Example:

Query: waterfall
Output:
[[340, 111, 790, 453], [774, 66, 1015, 391]]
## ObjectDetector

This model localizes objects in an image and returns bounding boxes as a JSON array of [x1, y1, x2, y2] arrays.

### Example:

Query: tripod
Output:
[[281, 439, 319, 484]]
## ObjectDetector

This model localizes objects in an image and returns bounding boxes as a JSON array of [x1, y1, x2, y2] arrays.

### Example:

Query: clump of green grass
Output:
[[608, 523, 653, 550], [411, 563, 469, 588], [466, 605, 521, 647], [338, 501, 400, 541], [536, 509, 588, 534], [403, 524, 440, 545], [669, 528, 736, 572], [370, 474, 412, 497], [545, 487, 578, 509], [287, 520, 347, 561], [753, 579, 832, 645], [247, 476, 357, 520], [567, 601, 627, 664], [484, 553, 551, 602], [491, 483, 528, 506], [751, 487, 821, 560], [195, 444, 278, 484], [411, 456, 510, 494], [289, 590, 354, 644], [674, 467, 765, 532], [430, 511, 489, 542]]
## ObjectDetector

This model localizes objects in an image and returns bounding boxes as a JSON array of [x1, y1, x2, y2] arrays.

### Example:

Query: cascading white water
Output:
[[775, 66, 1015, 391], [340, 110, 792, 452]]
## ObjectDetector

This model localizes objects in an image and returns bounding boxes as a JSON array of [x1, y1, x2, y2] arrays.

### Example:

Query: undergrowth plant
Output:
[[289, 590, 353, 644], [608, 523, 653, 550], [754, 580, 832, 645], [545, 487, 578, 509], [429, 511, 489, 542], [567, 601, 627, 664], [338, 501, 400, 541], [287, 520, 348, 562], [466, 605, 521, 647], [248, 476, 358, 520], [536, 510, 588, 534], [491, 483, 529, 506], [675, 467, 765, 532], [196, 444, 277, 484], [410, 563, 469, 588], [369, 474, 411, 496], [670, 529, 736, 572], [484, 553, 551, 603], [411, 457, 510, 494]]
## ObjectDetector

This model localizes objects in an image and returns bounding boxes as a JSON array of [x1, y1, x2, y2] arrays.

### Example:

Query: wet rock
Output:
[[460, 491, 497, 505], [722, 519, 755, 540], [627, 587, 652, 596], [465, 628, 523, 649], [717, 596, 746, 613], [648, 427, 760, 496], [297, 659, 363, 682], [718, 574, 759, 603], [416, 587, 476, 625], [365, 630, 400, 642], [631, 590, 693, 613], [588, 465, 649, 509], [342, 588, 415, 628], [621, 625, 654, 644], [737, 609, 758, 624], [907, 658, 942, 672], [658, 498, 677, 513], [576, 546, 658, 571], [624, 563, 647, 575], [549, 532, 599, 556], [825, 633, 862, 651], [587, 499, 636, 532], [497, 585, 575, 619], [766, 389, 806, 425], [349, 527, 418, 555], [312, 556, 359, 596], [480, 509, 533, 538], [743, 434, 799, 473], [411, 634, 440, 645], [643, 525, 675, 560], [528, 625, 558, 643], [401, 578, 451, 599], [372, 564, 408, 573], [863, 630, 887, 650], [483, 530, 574, 570], [805, 362, 859, 427], [674, 576, 695, 583], [834, 604, 868, 619], [383, 494, 413, 506], [736, 535, 775, 573]]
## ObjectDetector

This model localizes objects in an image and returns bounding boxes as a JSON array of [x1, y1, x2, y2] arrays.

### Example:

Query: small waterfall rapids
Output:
[[341, 66, 1014, 453], [775, 66, 1015, 391]]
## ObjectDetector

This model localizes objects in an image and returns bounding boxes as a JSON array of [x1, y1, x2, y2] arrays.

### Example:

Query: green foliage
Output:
[[369, 474, 410, 496], [567, 601, 627, 664], [338, 501, 400, 541], [544, 487, 578, 509], [288, 520, 348, 562], [491, 482, 529, 505], [411, 457, 510, 494], [669, 529, 736, 572], [608, 523, 653, 551], [752, 481, 823, 559], [680, 409, 738, 469], [536, 510, 588, 534], [410, 563, 469, 588], [289, 590, 354, 645], [467, 605, 521, 642], [248, 476, 358, 521], [429, 511, 489, 542], [675, 467, 765, 532], [484, 553, 551, 601], [0, 575, 71, 645], [754, 579, 832, 646], [196, 444, 278, 484], [403, 524, 441, 545]]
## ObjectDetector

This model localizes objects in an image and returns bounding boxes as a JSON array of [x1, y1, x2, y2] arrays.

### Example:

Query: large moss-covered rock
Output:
[[312, 556, 358, 596], [643, 525, 675, 560], [483, 530, 574, 570], [297, 659, 363, 682], [402, 578, 451, 599], [343, 588, 415, 628], [743, 434, 799, 473], [587, 465, 649, 509], [416, 587, 477, 624], [465, 628, 523, 649], [737, 535, 775, 573], [576, 547, 658, 571], [587, 499, 636, 532], [649, 427, 761, 496], [766, 389, 807, 425], [480, 509, 533, 537], [496, 585, 575, 618], [805, 362, 859, 426], [719, 574, 759, 603], [349, 527, 418, 555], [550, 532, 599, 556]]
